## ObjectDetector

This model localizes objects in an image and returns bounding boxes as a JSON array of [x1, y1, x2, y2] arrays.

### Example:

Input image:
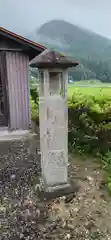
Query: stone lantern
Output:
[[30, 50, 79, 198]]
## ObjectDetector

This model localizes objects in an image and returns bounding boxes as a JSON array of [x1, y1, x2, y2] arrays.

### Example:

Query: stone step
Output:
[[0, 131, 40, 184]]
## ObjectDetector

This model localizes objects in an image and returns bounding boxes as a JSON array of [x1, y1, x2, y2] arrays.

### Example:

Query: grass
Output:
[[68, 83, 111, 97]]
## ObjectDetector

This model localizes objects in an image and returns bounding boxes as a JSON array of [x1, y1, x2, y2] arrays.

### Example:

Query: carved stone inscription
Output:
[[40, 96, 68, 186], [46, 97, 67, 150], [43, 150, 68, 186]]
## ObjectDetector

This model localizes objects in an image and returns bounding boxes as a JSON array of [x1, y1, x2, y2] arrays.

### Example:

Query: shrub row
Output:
[[68, 90, 111, 155], [30, 88, 111, 155], [68, 89, 111, 193]]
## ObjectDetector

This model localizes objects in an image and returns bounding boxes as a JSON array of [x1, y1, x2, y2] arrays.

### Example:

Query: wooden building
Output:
[[0, 27, 45, 130]]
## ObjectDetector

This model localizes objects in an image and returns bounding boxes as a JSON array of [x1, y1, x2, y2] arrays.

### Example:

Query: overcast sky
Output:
[[0, 0, 111, 38]]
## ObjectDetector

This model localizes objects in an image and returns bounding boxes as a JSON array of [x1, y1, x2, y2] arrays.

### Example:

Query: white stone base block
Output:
[[37, 178, 78, 200], [46, 183, 70, 192]]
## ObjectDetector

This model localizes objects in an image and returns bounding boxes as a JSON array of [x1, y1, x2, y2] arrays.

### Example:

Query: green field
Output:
[[68, 83, 111, 97]]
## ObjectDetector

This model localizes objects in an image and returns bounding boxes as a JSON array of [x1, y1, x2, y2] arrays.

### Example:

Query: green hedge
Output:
[[30, 89, 111, 155], [68, 90, 111, 155], [67, 89, 111, 193]]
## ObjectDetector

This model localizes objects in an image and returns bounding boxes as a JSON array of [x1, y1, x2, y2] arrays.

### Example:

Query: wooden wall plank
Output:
[[0, 51, 9, 126], [6, 51, 30, 130]]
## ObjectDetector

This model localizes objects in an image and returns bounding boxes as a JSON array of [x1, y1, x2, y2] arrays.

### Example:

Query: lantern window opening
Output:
[[49, 71, 61, 96], [38, 68, 68, 98], [48, 71, 66, 98]]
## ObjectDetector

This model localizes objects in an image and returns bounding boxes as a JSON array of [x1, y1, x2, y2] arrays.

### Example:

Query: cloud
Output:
[[0, 0, 111, 38]]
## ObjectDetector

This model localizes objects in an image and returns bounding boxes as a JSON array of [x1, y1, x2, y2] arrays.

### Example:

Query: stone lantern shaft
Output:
[[30, 50, 79, 198]]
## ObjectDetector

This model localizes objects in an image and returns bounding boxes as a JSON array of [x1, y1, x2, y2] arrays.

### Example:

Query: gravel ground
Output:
[[0, 154, 111, 240]]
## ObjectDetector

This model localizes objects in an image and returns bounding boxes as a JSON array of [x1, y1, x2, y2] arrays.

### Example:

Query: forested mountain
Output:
[[29, 20, 111, 82]]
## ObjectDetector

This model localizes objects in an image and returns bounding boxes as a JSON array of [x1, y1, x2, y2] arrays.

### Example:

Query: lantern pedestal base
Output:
[[37, 180, 79, 200]]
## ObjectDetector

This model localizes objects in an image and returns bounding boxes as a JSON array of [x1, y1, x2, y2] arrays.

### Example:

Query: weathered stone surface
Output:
[[37, 182, 79, 201], [39, 94, 68, 188], [42, 150, 68, 186]]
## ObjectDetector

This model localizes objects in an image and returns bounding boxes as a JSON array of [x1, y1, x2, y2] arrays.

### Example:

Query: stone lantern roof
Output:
[[30, 49, 79, 69]]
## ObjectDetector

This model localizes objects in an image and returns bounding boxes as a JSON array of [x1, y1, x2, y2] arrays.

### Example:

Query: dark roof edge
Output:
[[0, 27, 46, 52]]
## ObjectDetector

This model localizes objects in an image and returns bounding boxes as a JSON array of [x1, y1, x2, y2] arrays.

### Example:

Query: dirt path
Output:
[[1, 154, 111, 240]]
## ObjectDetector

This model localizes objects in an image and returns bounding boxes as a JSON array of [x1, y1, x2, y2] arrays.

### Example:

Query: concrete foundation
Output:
[[0, 129, 40, 184], [37, 179, 78, 200]]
